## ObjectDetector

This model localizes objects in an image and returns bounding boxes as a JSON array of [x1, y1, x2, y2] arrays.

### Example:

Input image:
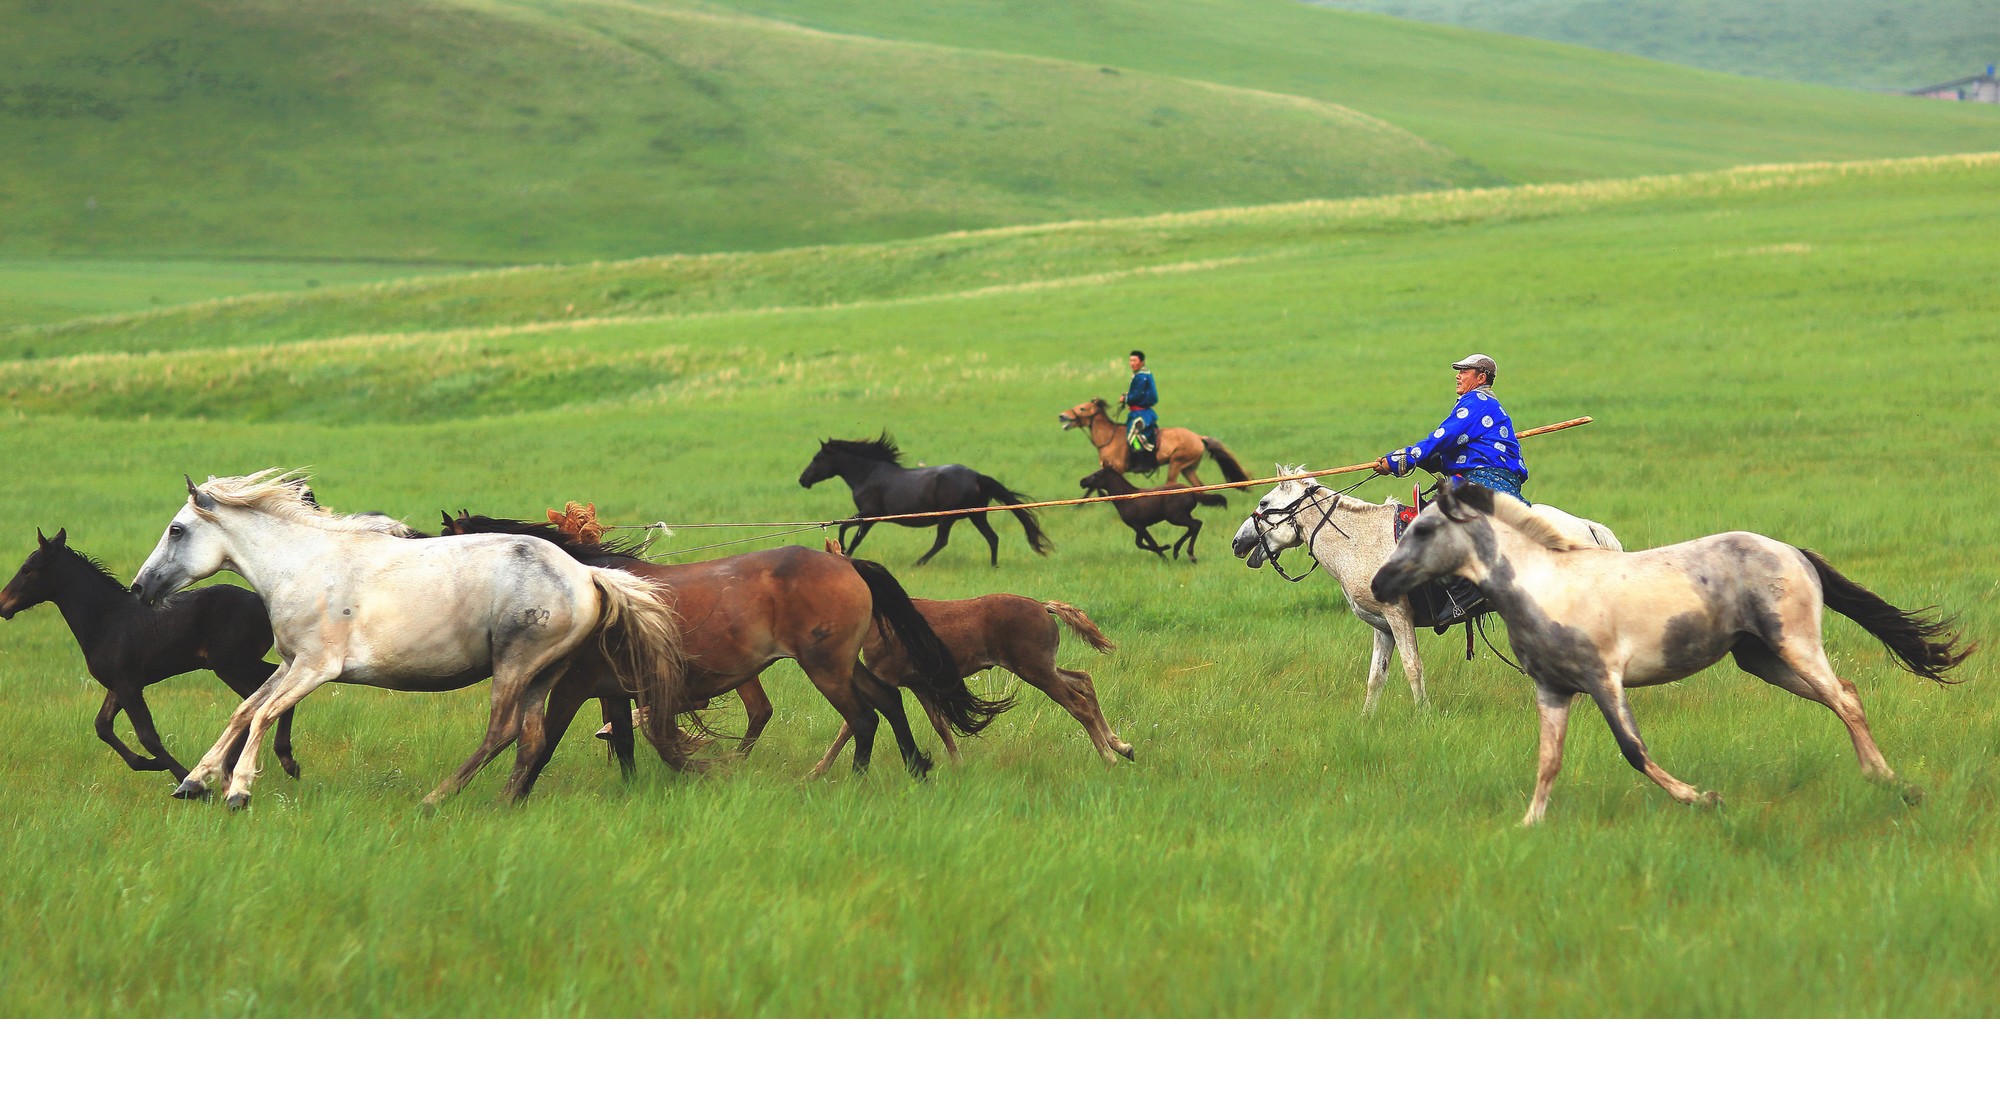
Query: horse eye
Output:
[[168, 524, 184, 539]]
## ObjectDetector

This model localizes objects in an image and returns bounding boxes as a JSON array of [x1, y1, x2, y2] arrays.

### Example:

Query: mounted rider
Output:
[[1371, 353, 1529, 503], [1118, 349, 1159, 461]]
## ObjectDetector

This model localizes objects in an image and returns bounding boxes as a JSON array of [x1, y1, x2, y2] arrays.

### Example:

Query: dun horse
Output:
[[1372, 484, 1971, 824], [1, 528, 300, 781], [1059, 398, 1250, 488], [438, 512, 1007, 785], [1233, 466, 1620, 714], [131, 471, 692, 809], [799, 435, 1052, 566]]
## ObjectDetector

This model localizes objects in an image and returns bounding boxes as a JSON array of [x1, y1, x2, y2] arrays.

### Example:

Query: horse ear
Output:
[[35, 527, 47, 547], [51, 527, 66, 547], [441, 510, 455, 530], [184, 475, 215, 512], [547, 508, 564, 525]]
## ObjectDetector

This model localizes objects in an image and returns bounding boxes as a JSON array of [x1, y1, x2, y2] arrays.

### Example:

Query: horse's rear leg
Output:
[[599, 698, 637, 777], [912, 690, 962, 764], [1732, 637, 1911, 797], [968, 513, 1002, 567], [1018, 664, 1120, 764], [737, 677, 775, 758], [914, 520, 956, 567], [424, 666, 535, 809], [1061, 669, 1133, 759], [854, 666, 930, 778], [1589, 680, 1717, 811], [500, 656, 579, 802], [1522, 687, 1575, 826]]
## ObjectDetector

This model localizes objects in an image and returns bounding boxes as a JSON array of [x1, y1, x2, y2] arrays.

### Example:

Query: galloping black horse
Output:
[[799, 435, 1053, 566], [0, 528, 299, 781]]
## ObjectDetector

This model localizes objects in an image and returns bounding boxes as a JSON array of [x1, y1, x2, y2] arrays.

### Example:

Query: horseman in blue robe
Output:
[[1119, 349, 1159, 459], [1372, 353, 1529, 502]]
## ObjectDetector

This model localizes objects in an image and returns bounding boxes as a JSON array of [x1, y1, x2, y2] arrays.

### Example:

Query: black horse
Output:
[[1078, 466, 1227, 563], [0, 528, 299, 781], [799, 435, 1053, 566]]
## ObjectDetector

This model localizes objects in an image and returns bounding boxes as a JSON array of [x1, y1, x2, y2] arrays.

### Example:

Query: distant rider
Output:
[[1119, 349, 1159, 457], [1372, 353, 1528, 502]]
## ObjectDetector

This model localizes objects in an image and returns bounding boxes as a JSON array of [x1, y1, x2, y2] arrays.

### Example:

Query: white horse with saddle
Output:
[[1372, 484, 1970, 824], [130, 470, 694, 809], [1231, 465, 1620, 712]]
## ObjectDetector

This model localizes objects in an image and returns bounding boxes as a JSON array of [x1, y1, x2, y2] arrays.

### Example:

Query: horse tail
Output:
[[590, 569, 705, 771], [851, 558, 1013, 735], [974, 474, 1053, 556], [1044, 601, 1117, 654], [1800, 548, 1973, 684], [1193, 491, 1228, 508], [1201, 437, 1251, 485]]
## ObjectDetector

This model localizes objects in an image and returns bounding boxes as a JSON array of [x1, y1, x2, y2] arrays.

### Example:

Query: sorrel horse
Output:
[[1058, 398, 1250, 488], [437, 512, 1007, 784], [799, 435, 1052, 566], [1232, 466, 1620, 714], [131, 471, 691, 809], [1078, 465, 1227, 562], [1372, 484, 1971, 824], [0, 528, 300, 781]]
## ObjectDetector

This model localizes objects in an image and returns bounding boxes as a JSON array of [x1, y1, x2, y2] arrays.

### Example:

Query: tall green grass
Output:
[[0, 156, 1991, 1015]]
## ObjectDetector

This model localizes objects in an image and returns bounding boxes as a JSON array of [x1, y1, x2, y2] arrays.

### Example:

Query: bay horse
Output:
[[0, 528, 300, 781], [1058, 398, 1250, 488], [1371, 484, 1971, 824], [799, 435, 1052, 566], [1078, 465, 1227, 562], [131, 471, 692, 810], [1232, 466, 1620, 714], [437, 512, 1007, 785]]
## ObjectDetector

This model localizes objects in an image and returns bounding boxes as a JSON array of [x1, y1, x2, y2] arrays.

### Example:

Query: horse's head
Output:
[[1077, 466, 1119, 495], [548, 502, 604, 545], [1058, 399, 1109, 431], [0, 527, 71, 619], [799, 442, 837, 488], [132, 476, 232, 605], [1371, 484, 1495, 602], [1232, 466, 1320, 569]]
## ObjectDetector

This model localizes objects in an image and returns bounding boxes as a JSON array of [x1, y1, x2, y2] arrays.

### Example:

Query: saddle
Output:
[[1391, 492, 1488, 638], [1125, 445, 1162, 475]]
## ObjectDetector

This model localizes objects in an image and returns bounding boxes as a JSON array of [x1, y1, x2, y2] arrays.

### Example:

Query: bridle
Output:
[[1250, 485, 1344, 583]]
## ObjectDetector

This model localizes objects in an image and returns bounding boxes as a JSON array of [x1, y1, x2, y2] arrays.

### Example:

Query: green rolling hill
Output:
[[3, 0, 1997, 279]]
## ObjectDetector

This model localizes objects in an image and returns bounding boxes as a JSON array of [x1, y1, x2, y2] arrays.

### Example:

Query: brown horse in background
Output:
[[439, 510, 1007, 789], [1059, 398, 1250, 488]]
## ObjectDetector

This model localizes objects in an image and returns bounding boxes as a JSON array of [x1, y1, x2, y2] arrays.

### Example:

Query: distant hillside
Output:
[[1312, 1, 2000, 91], [0, 0, 1477, 263]]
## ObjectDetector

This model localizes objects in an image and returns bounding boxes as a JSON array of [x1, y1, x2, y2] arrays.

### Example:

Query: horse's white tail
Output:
[[590, 569, 702, 772]]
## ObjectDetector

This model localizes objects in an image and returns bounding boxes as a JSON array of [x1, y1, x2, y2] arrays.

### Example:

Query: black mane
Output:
[[45, 541, 129, 593], [821, 433, 904, 466], [440, 512, 648, 564]]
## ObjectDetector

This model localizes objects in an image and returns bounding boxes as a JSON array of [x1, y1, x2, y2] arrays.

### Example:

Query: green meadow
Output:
[[0, 154, 1993, 1015]]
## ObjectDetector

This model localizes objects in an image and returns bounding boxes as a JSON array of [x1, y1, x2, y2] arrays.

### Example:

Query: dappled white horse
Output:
[[1231, 466, 1620, 713], [131, 470, 693, 809], [1372, 484, 1970, 824]]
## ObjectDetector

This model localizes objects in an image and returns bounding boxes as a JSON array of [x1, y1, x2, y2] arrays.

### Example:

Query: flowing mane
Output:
[[46, 542, 129, 593], [1448, 485, 1591, 551], [821, 434, 904, 466], [196, 469, 420, 537], [441, 512, 647, 563]]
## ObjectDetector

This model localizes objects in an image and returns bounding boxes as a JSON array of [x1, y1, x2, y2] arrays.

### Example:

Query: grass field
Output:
[[0, 154, 1993, 1016]]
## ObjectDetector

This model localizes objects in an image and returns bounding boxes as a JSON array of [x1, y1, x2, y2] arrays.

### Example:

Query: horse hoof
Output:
[[171, 778, 208, 800], [225, 792, 250, 812], [1695, 791, 1723, 810], [909, 756, 934, 781], [281, 760, 301, 780], [1116, 744, 1136, 761], [1901, 784, 1926, 807]]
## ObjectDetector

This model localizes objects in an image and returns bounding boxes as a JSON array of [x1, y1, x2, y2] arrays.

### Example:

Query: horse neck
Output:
[[44, 553, 133, 650], [1462, 517, 1560, 615], [823, 450, 887, 488], [212, 508, 342, 600], [1300, 490, 1388, 562], [1094, 470, 1139, 495], [1085, 412, 1119, 452]]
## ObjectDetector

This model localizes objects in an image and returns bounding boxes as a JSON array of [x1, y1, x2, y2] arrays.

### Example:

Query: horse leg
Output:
[[914, 520, 956, 567], [853, 665, 931, 779], [737, 677, 775, 759], [1521, 687, 1576, 826], [913, 689, 961, 764], [423, 667, 532, 809], [175, 663, 289, 799], [1732, 637, 1912, 798], [1386, 608, 1428, 707], [501, 655, 577, 803], [600, 698, 637, 778], [522, 674, 595, 795], [1061, 669, 1133, 759], [1017, 664, 1119, 764], [217, 661, 297, 779], [117, 691, 189, 779], [223, 665, 334, 810], [1362, 627, 1396, 716], [92, 690, 166, 774], [798, 660, 888, 777], [1132, 526, 1167, 560], [1588, 679, 1717, 810], [1172, 517, 1201, 562], [842, 520, 876, 556], [808, 721, 854, 779], [967, 513, 1002, 567]]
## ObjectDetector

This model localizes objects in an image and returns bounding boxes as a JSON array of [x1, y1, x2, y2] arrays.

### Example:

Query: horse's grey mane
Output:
[[196, 469, 420, 537], [1483, 491, 1591, 552]]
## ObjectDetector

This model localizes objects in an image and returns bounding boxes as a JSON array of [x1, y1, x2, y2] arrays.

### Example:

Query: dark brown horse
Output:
[[437, 512, 1008, 790], [0, 528, 299, 781], [799, 435, 1052, 566], [1079, 466, 1227, 562]]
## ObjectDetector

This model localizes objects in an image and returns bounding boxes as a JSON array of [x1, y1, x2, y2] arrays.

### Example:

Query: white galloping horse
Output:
[[1231, 466, 1620, 713], [1372, 484, 1968, 824], [131, 470, 692, 809]]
